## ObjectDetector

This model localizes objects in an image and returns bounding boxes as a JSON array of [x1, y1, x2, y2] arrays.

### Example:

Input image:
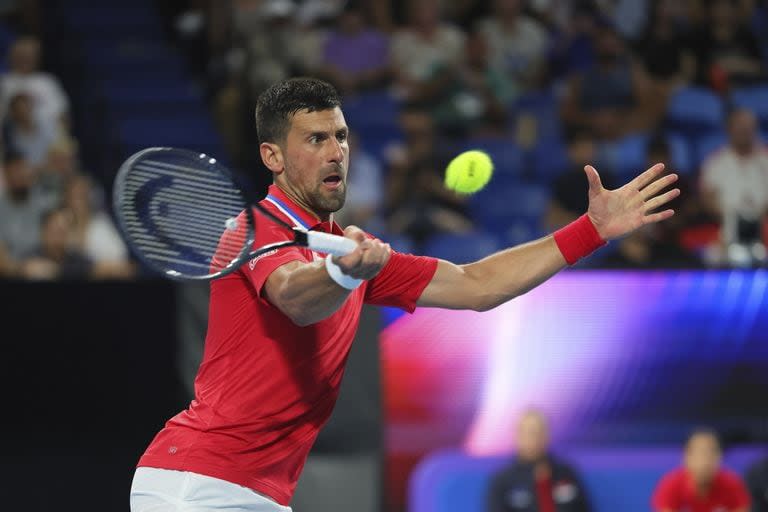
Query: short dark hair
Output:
[[255, 77, 342, 144]]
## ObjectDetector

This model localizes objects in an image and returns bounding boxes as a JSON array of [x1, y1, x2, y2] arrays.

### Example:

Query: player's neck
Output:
[[273, 183, 332, 224]]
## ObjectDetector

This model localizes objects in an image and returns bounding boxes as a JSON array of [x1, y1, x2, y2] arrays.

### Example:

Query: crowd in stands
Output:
[[187, 0, 768, 269], [3, 0, 768, 280], [488, 410, 768, 512], [0, 30, 134, 280]]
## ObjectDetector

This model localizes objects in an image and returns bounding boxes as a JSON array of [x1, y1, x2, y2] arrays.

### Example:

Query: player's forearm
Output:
[[271, 260, 353, 326], [461, 236, 567, 311]]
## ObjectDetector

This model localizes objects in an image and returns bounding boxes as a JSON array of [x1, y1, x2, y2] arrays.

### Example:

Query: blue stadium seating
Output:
[[469, 182, 550, 245], [666, 87, 725, 136], [460, 138, 525, 182], [422, 232, 501, 263], [529, 137, 569, 185]]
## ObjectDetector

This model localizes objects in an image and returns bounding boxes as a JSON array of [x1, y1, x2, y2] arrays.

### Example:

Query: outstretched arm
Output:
[[418, 163, 679, 310]]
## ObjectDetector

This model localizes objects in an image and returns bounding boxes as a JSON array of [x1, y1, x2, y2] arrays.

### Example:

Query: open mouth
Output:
[[322, 175, 343, 188]]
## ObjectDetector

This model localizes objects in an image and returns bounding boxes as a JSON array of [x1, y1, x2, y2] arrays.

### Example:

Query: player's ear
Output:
[[260, 142, 284, 175]]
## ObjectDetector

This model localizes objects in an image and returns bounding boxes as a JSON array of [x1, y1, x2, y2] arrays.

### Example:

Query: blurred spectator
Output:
[[638, 0, 696, 85], [746, 456, 768, 512], [636, 0, 697, 125], [561, 22, 650, 139], [62, 174, 135, 279], [390, 0, 466, 101], [700, 108, 768, 266], [476, 0, 550, 92], [214, 0, 324, 168], [601, 134, 702, 268], [19, 208, 92, 280], [0, 152, 54, 275], [652, 428, 750, 512], [690, 0, 765, 92], [37, 135, 79, 202], [0, 36, 69, 129], [407, 28, 515, 137], [314, 1, 391, 95], [328, 132, 384, 231], [384, 107, 473, 247], [545, 130, 616, 230], [234, 0, 310, 93], [598, 0, 652, 42], [486, 409, 592, 512], [3, 91, 57, 167]]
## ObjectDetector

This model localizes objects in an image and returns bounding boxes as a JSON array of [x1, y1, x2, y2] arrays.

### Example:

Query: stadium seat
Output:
[[529, 137, 569, 185], [343, 90, 399, 129], [470, 182, 549, 242], [666, 87, 725, 136], [608, 134, 649, 180], [665, 132, 693, 175], [461, 137, 525, 182], [422, 232, 500, 264], [512, 90, 563, 142], [731, 86, 768, 131]]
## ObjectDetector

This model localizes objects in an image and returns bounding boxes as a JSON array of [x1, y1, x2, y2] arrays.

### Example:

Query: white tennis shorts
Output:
[[130, 467, 292, 512]]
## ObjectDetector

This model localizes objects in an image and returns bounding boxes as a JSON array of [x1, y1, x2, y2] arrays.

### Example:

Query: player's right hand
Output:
[[334, 225, 391, 280]]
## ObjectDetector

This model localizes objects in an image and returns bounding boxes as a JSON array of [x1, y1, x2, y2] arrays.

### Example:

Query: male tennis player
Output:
[[130, 78, 679, 511]]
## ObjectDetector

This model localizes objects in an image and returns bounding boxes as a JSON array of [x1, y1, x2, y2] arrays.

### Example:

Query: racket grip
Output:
[[306, 231, 358, 257]]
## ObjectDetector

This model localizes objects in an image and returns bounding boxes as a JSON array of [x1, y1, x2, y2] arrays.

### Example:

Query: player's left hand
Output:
[[585, 163, 680, 241]]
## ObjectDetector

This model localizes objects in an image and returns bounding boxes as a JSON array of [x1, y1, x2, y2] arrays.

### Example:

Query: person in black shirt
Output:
[[690, 0, 765, 91], [487, 409, 592, 512]]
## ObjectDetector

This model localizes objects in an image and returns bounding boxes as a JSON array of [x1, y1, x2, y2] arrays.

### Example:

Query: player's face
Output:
[[684, 434, 721, 485], [282, 108, 349, 216]]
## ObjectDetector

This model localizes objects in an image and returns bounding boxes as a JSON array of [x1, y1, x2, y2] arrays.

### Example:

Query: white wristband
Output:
[[325, 254, 363, 290]]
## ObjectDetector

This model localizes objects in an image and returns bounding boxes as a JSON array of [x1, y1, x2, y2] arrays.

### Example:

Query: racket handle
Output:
[[306, 231, 358, 257]]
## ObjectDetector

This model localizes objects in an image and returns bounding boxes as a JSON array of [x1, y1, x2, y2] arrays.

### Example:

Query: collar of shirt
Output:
[[263, 184, 341, 234]]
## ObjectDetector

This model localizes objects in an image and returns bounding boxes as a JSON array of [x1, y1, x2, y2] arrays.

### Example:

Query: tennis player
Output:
[[129, 78, 679, 511]]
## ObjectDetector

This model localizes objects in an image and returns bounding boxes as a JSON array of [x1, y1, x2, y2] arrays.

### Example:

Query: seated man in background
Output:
[[700, 108, 768, 266], [746, 456, 768, 512], [652, 428, 750, 512], [486, 409, 592, 512]]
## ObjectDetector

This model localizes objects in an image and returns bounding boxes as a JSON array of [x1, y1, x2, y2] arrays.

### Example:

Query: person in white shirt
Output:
[[700, 108, 768, 264], [476, 0, 550, 91], [62, 174, 135, 278], [0, 36, 70, 129], [389, 0, 465, 98]]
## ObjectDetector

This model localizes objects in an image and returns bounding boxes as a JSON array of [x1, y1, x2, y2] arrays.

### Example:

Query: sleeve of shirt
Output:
[[726, 471, 752, 508], [651, 472, 679, 511], [364, 250, 438, 313], [240, 219, 309, 294]]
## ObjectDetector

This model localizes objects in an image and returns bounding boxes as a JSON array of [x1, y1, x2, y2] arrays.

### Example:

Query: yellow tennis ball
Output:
[[444, 150, 494, 194]]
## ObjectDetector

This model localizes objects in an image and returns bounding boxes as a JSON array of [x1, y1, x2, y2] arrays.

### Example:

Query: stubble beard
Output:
[[311, 182, 346, 214]]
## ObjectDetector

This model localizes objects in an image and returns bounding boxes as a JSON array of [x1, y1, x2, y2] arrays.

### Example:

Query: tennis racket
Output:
[[113, 147, 357, 281]]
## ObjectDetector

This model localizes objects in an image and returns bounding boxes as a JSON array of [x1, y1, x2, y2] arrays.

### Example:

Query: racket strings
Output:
[[118, 153, 252, 277]]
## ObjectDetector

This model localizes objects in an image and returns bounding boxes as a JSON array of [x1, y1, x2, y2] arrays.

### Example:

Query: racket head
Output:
[[113, 147, 256, 280]]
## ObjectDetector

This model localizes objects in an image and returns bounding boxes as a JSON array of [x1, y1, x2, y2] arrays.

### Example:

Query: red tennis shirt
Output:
[[137, 185, 438, 505], [652, 467, 751, 512]]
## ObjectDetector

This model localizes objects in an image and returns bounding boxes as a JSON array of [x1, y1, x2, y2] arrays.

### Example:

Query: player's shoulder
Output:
[[716, 467, 746, 487], [659, 467, 687, 486]]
